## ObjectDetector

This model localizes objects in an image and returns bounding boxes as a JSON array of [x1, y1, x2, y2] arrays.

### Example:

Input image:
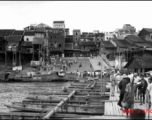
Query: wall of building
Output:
[[53, 23, 65, 28], [24, 36, 34, 42]]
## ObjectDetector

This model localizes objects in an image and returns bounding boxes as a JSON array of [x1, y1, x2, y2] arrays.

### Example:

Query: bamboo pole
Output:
[[42, 90, 76, 119]]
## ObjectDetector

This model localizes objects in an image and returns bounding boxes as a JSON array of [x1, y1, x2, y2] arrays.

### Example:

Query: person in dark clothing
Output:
[[130, 109, 146, 119], [137, 74, 148, 105], [5, 72, 10, 81], [118, 77, 130, 109]]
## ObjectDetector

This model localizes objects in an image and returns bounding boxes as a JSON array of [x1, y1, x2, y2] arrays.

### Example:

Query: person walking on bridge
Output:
[[110, 71, 116, 96]]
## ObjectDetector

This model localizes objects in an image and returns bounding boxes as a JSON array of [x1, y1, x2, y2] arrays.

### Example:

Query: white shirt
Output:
[[128, 73, 134, 82], [147, 83, 152, 103], [115, 75, 122, 82], [145, 77, 150, 86], [134, 76, 141, 84]]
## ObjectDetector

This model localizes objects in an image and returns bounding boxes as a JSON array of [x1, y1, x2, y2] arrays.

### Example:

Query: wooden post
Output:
[[19, 52, 21, 66], [43, 90, 76, 119]]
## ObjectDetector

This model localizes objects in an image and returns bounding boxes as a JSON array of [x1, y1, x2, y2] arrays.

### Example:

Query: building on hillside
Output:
[[20, 31, 35, 66], [138, 28, 152, 42], [79, 37, 98, 57], [48, 28, 65, 57], [100, 41, 116, 60], [111, 39, 137, 69], [65, 28, 69, 36], [32, 27, 46, 61], [53, 21, 65, 29], [73, 29, 81, 57], [81, 32, 89, 37], [124, 57, 152, 74], [93, 30, 99, 34], [6, 30, 24, 66], [0, 29, 15, 66], [115, 24, 136, 39], [64, 35, 73, 57], [104, 32, 116, 41]]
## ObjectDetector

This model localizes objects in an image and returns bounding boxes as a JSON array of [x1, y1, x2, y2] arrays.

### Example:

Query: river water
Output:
[[0, 82, 70, 112]]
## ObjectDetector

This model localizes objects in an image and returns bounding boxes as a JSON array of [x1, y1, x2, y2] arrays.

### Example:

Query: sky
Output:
[[0, 1, 152, 34]]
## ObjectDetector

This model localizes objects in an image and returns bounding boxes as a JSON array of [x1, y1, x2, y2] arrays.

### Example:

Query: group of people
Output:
[[76, 70, 101, 79], [110, 70, 152, 118]]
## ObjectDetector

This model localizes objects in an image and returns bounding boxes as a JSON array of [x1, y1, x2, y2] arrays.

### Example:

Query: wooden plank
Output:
[[43, 90, 76, 119], [113, 102, 117, 116], [109, 102, 112, 116], [105, 102, 108, 115], [112, 102, 115, 116], [104, 102, 107, 115]]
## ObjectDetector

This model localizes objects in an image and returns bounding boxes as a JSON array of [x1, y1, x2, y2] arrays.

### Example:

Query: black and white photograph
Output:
[[0, 1, 151, 119]]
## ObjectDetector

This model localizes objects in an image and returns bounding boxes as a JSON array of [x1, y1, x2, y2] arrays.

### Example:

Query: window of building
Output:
[[58, 44, 61, 48], [76, 38, 77, 41], [55, 36, 56, 38], [26, 38, 29, 41], [76, 33, 77, 35]]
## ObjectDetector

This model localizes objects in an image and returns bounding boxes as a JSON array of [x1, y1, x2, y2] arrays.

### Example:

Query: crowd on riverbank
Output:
[[110, 69, 152, 118]]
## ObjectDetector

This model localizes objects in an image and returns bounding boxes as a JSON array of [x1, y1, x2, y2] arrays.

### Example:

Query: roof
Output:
[[24, 31, 35, 36], [7, 35, 22, 42], [20, 41, 32, 47], [13, 30, 24, 35], [112, 39, 127, 48], [143, 28, 152, 33], [125, 35, 145, 43], [124, 57, 152, 69], [32, 37, 44, 44], [34, 28, 45, 33], [101, 41, 116, 48], [73, 29, 80, 32], [134, 42, 152, 48], [0, 29, 15, 37], [53, 21, 64, 23], [138, 28, 152, 36], [117, 40, 137, 48]]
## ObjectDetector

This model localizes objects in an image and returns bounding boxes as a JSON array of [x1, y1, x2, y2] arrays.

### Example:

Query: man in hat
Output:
[[118, 76, 130, 110], [137, 74, 148, 105]]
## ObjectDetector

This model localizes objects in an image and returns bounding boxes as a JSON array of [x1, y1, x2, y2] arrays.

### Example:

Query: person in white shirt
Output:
[[128, 71, 134, 83], [110, 70, 116, 96], [115, 71, 122, 93], [133, 73, 141, 100], [147, 77, 152, 108], [145, 73, 151, 86]]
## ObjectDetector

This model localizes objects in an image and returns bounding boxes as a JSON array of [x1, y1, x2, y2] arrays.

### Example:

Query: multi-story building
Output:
[[138, 28, 152, 42], [48, 28, 65, 57], [115, 24, 136, 39], [20, 31, 35, 65], [53, 21, 65, 29], [6, 30, 24, 66], [73, 29, 81, 57], [64, 35, 73, 57], [0, 30, 15, 66]]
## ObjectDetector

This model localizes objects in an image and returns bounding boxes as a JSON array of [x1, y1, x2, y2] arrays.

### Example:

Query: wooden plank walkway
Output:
[[104, 85, 152, 118]]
